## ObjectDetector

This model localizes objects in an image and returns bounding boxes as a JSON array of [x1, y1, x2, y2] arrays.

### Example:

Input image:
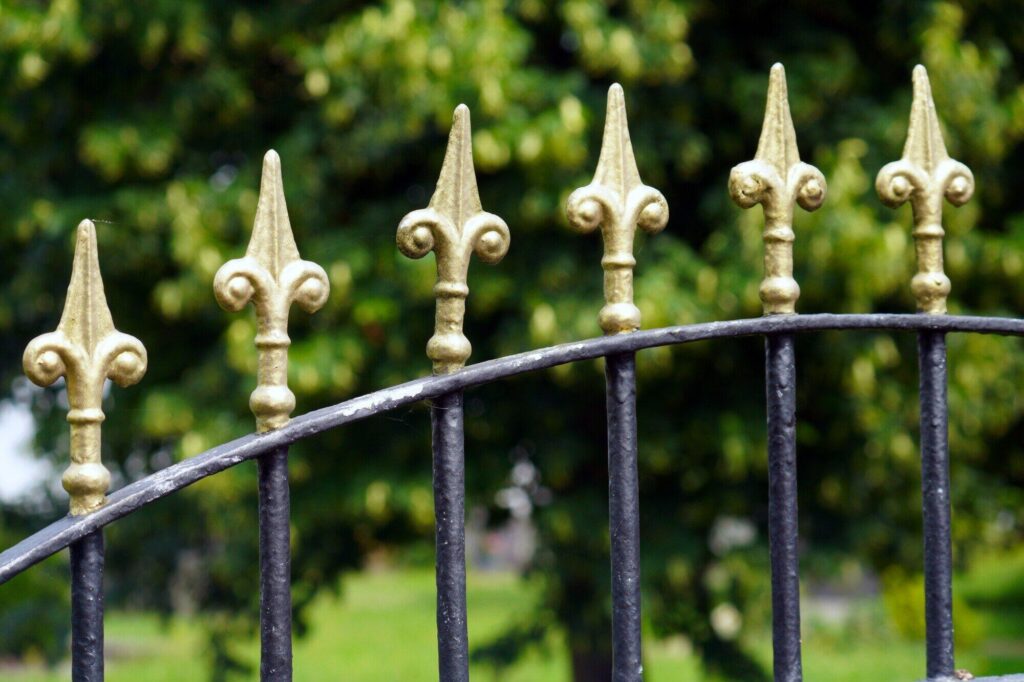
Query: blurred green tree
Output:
[[2, 1, 1024, 680]]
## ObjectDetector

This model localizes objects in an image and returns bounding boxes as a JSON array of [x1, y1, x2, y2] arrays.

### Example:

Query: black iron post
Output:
[[766, 333, 802, 682], [70, 529, 104, 682], [606, 351, 643, 682], [918, 331, 955, 679], [258, 446, 292, 681], [432, 390, 470, 682]]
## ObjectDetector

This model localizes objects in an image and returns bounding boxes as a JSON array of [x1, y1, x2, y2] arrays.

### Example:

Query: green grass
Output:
[[5, 568, 1023, 681]]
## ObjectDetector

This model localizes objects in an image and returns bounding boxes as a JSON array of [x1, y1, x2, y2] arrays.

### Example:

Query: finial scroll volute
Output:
[[876, 65, 974, 315], [397, 105, 511, 374], [566, 84, 669, 334], [214, 150, 330, 432], [23, 220, 148, 516], [729, 63, 826, 315]]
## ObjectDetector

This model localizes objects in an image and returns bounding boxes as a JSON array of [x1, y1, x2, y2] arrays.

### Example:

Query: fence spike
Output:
[[876, 65, 974, 314], [23, 220, 148, 515], [729, 63, 826, 315], [214, 150, 330, 431], [397, 104, 511, 374], [566, 84, 669, 335]]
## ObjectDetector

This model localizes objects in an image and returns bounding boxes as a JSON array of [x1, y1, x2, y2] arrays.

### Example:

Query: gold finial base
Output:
[[599, 302, 642, 335], [63, 462, 110, 516], [251, 385, 297, 432]]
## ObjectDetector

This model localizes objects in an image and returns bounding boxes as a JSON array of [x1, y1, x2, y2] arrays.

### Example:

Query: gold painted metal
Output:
[[566, 84, 669, 334], [729, 63, 827, 315], [876, 65, 974, 315], [397, 105, 511, 374], [214, 150, 330, 431], [23, 220, 148, 516]]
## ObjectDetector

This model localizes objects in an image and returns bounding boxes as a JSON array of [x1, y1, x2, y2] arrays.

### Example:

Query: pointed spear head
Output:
[[247, 150, 302, 281], [902, 65, 951, 175], [755, 64, 802, 180], [58, 220, 116, 355], [23, 220, 148, 515], [429, 104, 484, 232], [592, 84, 645, 203], [397, 104, 511, 374]]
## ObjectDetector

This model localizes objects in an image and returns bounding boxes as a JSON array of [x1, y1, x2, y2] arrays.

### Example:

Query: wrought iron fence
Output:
[[1, 63, 1021, 682]]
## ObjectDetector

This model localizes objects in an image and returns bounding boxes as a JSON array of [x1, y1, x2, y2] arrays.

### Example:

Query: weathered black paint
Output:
[[258, 446, 292, 681], [766, 334, 802, 682], [432, 391, 469, 682], [70, 530, 104, 682], [605, 352, 643, 682], [918, 331, 954, 679], [5, 314, 1024, 586], [5, 314, 1024, 681]]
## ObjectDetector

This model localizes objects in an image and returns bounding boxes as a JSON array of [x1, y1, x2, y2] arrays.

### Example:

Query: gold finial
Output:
[[23, 220, 148, 515], [729, 63, 826, 315], [397, 105, 511, 374], [876, 65, 974, 314], [214, 150, 330, 431], [566, 84, 669, 334]]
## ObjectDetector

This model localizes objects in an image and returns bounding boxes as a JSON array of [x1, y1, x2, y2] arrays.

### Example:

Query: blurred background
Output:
[[2, 0, 1024, 680]]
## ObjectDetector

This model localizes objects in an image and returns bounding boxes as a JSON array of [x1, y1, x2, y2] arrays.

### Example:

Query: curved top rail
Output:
[[2, 312, 1023, 584]]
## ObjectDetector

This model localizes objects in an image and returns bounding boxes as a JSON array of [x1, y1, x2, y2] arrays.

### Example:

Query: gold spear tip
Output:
[[593, 81, 642, 199], [903, 64, 950, 173], [58, 219, 115, 353], [755, 62, 801, 177], [429, 103, 482, 228], [767, 62, 786, 96], [247, 148, 300, 280]]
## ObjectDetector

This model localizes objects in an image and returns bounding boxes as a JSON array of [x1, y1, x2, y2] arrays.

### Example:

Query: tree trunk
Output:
[[698, 632, 771, 682], [570, 647, 614, 682]]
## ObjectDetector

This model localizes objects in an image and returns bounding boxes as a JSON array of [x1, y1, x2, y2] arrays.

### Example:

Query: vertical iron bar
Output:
[[70, 529, 104, 682], [606, 351, 643, 682], [765, 333, 802, 682], [918, 331, 954, 679], [432, 390, 469, 682], [258, 446, 292, 681]]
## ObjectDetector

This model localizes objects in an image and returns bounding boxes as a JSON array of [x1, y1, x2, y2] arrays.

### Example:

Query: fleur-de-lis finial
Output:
[[23, 220, 148, 515], [876, 65, 974, 314], [397, 105, 511, 374], [214, 150, 330, 431], [729, 63, 827, 315], [566, 84, 669, 334]]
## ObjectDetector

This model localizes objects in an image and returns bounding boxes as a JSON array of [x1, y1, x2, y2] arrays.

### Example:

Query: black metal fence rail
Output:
[[3, 312, 1024, 682]]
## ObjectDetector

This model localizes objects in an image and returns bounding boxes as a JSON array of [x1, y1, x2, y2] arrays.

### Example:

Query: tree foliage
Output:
[[2, 0, 1024, 679]]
